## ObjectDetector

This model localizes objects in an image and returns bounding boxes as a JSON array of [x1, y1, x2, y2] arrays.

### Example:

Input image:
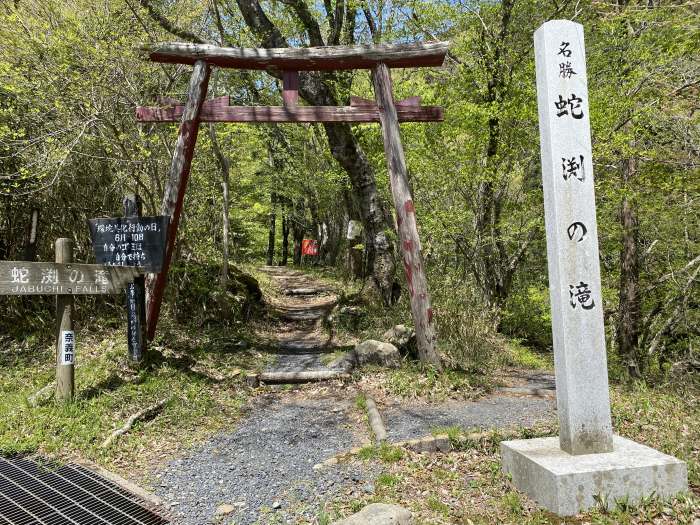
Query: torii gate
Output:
[[136, 41, 449, 367]]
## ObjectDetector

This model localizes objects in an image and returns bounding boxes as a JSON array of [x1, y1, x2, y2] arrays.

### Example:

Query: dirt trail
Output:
[[258, 266, 348, 376]]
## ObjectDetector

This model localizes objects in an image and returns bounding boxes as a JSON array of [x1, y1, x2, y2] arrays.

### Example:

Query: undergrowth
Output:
[[0, 318, 261, 480]]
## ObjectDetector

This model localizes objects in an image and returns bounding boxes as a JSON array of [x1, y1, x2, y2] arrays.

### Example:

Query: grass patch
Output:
[[431, 425, 462, 442], [499, 339, 553, 370], [376, 472, 400, 488], [427, 495, 451, 516], [329, 378, 700, 524], [358, 442, 404, 463], [0, 320, 259, 480], [364, 362, 493, 401]]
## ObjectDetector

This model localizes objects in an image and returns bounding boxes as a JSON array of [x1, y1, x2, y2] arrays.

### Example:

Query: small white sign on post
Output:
[[534, 19, 613, 455], [60, 330, 75, 365], [346, 220, 362, 240]]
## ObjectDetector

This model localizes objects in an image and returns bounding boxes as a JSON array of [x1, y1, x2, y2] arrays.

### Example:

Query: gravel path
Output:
[[150, 268, 557, 524], [154, 397, 376, 525], [384, 396, 556, 442]]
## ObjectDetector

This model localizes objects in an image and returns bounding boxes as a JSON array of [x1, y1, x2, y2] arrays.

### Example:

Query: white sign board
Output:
[[60, 330, 75, 365]]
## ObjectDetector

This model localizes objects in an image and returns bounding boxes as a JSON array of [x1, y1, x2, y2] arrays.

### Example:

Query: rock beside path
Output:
[[354, 340, 401, 368], [331, 503, 413, 525], [382, 325, 417, 357]]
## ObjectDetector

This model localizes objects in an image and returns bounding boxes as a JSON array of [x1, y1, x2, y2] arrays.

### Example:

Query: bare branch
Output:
[[137, 0, 208, 44], [235, 0, 287, 48], [326, 0, 344, 46], [362, 8, 379, 42], [280, 0, 325, 46]]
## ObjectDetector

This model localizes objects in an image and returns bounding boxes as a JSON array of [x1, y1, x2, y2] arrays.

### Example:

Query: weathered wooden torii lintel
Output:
[[139, 41, 448, 369], [136, 95, 444, 123]]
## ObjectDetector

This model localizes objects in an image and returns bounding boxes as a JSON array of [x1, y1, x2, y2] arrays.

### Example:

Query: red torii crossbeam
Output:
[[138, 41, 448, 368], [136, 95, 443, 123]]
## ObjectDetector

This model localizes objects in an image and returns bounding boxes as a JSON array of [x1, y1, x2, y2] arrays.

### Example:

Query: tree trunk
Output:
[[293, 228, 303, 265], [291, 199, 305, 265], [617, 156, 642, 378], [281, 215, 290, 265], [323, 123, 395, 301], [208, 124, 231, 285], [267, 193, 276, 266], [373, 63, 441, 370], [22, 209, 39, 261]]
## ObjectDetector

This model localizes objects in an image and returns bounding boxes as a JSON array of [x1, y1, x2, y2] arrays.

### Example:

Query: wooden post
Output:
[[372, 63, 441, 370], [124, 194, 147, 364], [55, 238, 74, 403], [146, 60, 211, 340], [282, 71, 299, 107]]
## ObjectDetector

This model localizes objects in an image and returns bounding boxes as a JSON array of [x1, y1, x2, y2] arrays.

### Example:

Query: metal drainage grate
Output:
[[0, 456, 169, 525]]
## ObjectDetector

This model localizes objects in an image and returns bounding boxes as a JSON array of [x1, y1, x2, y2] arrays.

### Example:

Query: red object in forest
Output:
[[302, 239, 319, 256]]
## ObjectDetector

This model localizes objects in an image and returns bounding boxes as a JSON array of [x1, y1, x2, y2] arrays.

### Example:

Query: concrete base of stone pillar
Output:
[[501, 435, 687, 516]]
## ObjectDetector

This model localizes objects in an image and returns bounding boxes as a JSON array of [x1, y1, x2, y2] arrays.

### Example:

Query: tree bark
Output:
[[281, 215, 290, 265], [267, 193, 276, 266], [292, 201, 304, 265], [617, 156, 642, 378], [22, 209, 39, 261], [373, 63, 441, 370], [208, 124, 231, 285]]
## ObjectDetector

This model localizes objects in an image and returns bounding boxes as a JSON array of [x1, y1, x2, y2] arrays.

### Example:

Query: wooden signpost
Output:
[[136, 41, 448, 367], [88, 195, 168, 364], [0, 239, 142, 403], [0, 260, 141, 295]]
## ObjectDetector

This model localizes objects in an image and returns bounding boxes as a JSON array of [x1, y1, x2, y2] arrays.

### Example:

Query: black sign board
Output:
[[88, 216, 169, 272]]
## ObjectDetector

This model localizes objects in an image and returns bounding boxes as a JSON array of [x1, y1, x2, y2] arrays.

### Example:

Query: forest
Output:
[[1, 0, 697, 380], [0, 1, 699, 524]]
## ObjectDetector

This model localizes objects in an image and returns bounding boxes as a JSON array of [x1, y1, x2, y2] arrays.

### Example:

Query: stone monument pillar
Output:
[[500, 19, 688, 516]]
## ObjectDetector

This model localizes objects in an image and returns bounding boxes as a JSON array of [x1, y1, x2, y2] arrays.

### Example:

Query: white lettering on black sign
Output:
[[88, 216, 169, 272]]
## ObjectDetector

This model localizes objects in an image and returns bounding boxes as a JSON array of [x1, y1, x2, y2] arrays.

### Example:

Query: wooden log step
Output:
[[495, 386, 556, 398], [364, 395, 388, 443], [259, 370, 350, 383], [282, 287, 327, 296]]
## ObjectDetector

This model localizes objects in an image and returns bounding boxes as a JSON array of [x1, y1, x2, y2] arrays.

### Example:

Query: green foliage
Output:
[[355, 392, 367, 410], [375, 472, 400, 488], [0, 0, 697, 384]]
